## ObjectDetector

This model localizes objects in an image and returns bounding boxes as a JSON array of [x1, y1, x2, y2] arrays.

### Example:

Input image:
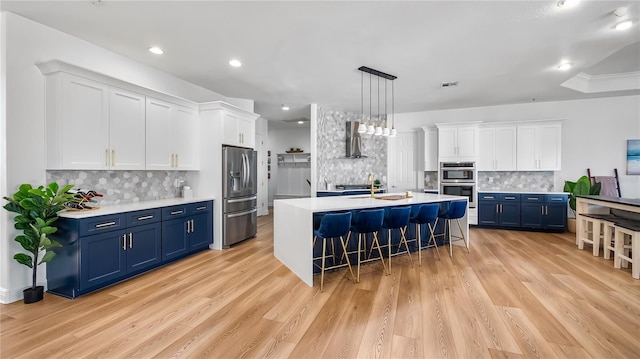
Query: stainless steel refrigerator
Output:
[[223, 146, 257, 247]]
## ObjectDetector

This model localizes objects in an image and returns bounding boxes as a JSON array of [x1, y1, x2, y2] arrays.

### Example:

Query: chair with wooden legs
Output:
[[613, 220, 640, 279], [408, 203, 440, 264], [351, 208, 387, 282], [437, 200, 469, 257], [382, 206, 412, 273], [312, 211, 355, 291], [577, 213, 616, 257]]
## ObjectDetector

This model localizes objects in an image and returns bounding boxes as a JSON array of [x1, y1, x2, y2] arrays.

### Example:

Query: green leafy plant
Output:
[[3, 182, 74, 290], [563, 175, 601, 214]]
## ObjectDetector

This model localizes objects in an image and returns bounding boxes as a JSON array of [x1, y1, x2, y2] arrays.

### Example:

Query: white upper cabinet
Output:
[[436, 122, 480, 162], [516, 123, 561, 171], [146, 97, 199, 170], [478, 126, 516, 171], [422, 127, 438, 171], [222, 111, 256, 148], [43, 72, 145, 170], [109, 88, 146, 170]]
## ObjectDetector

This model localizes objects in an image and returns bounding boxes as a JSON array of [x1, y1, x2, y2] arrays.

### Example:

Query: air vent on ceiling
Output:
[[441, 81, 459, 88]]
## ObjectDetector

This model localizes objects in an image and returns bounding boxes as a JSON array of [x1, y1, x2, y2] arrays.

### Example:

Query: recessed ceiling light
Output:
[[229, 59, 242, 67], [148, 47, 164, 55], [282, 105, 290, 111], [557, 62, 572, 71], [557, 0, 579, 8], [297, 121, 304, 124], [614, 20, 633, 31]]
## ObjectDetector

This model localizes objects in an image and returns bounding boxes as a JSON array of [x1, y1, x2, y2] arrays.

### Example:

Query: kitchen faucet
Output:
[[367, 173, 374, 198]]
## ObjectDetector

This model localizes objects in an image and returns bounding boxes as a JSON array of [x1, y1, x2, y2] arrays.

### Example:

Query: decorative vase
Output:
[[23, 286, 44, 304], [567, 218, 576, 233]]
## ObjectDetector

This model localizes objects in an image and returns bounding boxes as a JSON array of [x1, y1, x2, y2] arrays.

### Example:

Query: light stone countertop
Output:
[[58, 197, 215, 219]]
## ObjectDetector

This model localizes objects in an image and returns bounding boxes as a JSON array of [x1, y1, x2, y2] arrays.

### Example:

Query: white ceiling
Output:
[[2, 1, 639, 124]]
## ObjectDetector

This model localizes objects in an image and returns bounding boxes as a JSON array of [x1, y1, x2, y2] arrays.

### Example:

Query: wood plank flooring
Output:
[[2, 213, 639, 358]]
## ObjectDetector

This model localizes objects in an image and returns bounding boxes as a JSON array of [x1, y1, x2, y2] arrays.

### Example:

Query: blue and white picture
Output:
[[628, 139, 640, 175]]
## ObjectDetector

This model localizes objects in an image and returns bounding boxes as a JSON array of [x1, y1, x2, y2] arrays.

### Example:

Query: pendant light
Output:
[[374, 76, 383, 136], [357, 71, 366, 133], [366, 72, 375, 135], [382, 78, 390, 137], [389, 80, 397, 137]]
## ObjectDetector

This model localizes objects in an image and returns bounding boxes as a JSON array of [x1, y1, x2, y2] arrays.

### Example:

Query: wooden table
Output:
[[575, 195, 640, 245]]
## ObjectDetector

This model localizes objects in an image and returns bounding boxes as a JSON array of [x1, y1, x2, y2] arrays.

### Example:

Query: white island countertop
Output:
[[58, 197, 215, 219], [274, 192, 468, 286]]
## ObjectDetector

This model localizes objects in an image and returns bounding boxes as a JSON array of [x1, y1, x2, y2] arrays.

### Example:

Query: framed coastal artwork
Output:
[[628, 139, 640, 175]]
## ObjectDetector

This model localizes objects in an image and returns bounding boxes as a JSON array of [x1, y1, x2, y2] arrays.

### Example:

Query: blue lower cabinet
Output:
[[478, 193, 565, 231], [48, 200, 213, 299], [521, 194, 567, 231], [478, 193, 520, 228]]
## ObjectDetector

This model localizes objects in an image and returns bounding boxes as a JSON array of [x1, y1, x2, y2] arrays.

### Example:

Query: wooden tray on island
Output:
[[374, 195, 407, 200]]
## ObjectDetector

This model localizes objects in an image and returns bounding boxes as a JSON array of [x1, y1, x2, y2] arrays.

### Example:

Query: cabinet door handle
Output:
[[122, 234, 126, 250], [112, 149, 115, 166], [129, 233, 133, 248], [190, 219, 195, 233], [496, 204, 499, 213], [541, 206, 544, 215], [96, 221, 116, 228], [175, 153, 179, 167], [137, 215, 154, 220], [106, 149, 109, 166]]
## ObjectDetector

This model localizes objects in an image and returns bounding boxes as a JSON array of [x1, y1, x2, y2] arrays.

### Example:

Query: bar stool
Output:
[[351, 208, 386, 282], [408, 203, 440, 264], [577, 213, 616, 257], [312, 212, 355, 291], [382, 206, 412, 272], [613, 220, 640, 279], [437, 201, 469, 257]]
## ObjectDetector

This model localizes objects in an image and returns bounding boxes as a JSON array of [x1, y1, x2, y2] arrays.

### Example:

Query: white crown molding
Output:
[[561, 71, 640, 93]]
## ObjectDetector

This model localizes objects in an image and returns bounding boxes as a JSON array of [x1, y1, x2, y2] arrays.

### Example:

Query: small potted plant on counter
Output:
[[563, 176, 601, 233], [3, 182, 74, 303]]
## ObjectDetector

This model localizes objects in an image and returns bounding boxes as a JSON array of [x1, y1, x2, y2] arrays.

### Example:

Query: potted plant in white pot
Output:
[[563, 176, 601, 233], [3, 182, 73, 303]]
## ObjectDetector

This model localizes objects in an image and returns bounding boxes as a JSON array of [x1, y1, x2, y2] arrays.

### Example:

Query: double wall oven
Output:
[[440, 162, 477, 208]]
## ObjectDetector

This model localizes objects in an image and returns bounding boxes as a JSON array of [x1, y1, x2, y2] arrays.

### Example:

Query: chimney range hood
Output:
[[346, 121, 366, 158]]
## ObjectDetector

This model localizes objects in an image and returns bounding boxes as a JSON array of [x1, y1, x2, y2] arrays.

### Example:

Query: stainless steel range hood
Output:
[[346, 121, 366, 158]]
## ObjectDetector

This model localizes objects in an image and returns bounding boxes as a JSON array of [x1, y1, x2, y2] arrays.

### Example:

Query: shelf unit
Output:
[[277, 153, 311, 168]]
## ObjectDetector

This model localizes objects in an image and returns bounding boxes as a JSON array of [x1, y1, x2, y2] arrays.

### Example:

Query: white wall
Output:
[[395, 95, 640, 197], [267, 125, 311, 204], [0, 12, 231, 303]]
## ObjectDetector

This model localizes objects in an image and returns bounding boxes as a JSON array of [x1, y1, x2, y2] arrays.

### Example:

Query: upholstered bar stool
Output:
[[351, 208, 386, 282], [382, 206, 412, 272], [312, 212, 355, 291], [408, 203, 440, 264], [613, 220, 640, 279], [437, 201, 469, 257]]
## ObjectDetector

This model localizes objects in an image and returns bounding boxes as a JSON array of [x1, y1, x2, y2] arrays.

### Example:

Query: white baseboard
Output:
[[0, 282, 48, 304]]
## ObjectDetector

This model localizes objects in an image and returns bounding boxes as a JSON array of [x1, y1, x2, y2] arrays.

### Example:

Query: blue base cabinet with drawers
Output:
[[48, 200, 213, 299], [478, 193, 567, 232]]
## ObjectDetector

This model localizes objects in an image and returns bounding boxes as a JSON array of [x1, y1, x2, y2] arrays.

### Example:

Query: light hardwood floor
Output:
[[2, 212, 639, 358]]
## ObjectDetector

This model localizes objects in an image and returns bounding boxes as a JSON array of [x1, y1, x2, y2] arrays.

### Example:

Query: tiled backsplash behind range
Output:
[[316, 108, 387, 187], [424, 171, 438, 189], [478, 171, 555, 192], [47, 170, 187, 205]]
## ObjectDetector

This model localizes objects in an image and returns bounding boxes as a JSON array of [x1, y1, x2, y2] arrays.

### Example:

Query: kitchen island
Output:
[[274, 192, 468, 286]]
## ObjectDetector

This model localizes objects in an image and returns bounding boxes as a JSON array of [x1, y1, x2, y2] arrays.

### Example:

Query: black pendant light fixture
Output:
[[357, 66, 397, 138]]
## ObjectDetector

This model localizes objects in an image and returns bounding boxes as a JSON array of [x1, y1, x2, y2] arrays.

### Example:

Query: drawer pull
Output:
[[505, 196, 515, 200], [171, 210, 184, 215], [196, 206, 207, 211], [485, 196, 495, 199], [527, 197, 538, 201], [137, 215, 154, 220], [95, 221, 116, 228]]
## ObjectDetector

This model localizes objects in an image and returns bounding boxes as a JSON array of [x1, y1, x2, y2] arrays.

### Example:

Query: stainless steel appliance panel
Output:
[[440, 162, 476, 182], [440, 183, 476, 208], [223, 208, 257, 246], [222, 146, 258, 247], [223, 146, 257, 199], [223, 195, 257, 213]]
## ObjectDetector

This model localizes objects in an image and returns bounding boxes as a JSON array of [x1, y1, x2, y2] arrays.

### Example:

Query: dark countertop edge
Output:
[[577, 195, 640, 207]]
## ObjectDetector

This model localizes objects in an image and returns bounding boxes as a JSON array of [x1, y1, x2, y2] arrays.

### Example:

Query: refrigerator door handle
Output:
[[243, 153, 249, 189], [227, 208, 257, 218], [227, 196, 257, 203]]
